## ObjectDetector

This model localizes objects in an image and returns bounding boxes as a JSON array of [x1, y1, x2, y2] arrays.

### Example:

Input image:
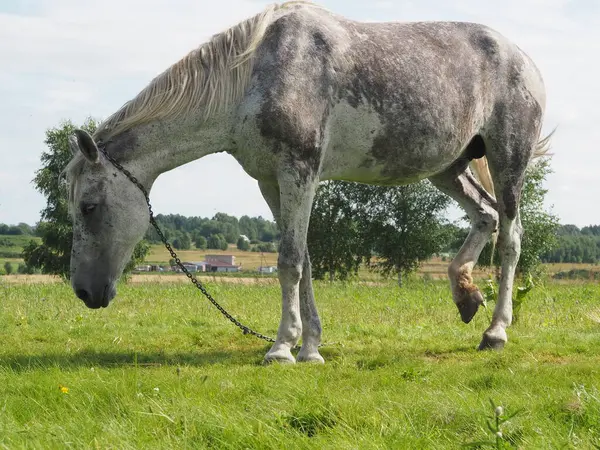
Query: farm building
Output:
[[205, 255, 241, 272], [135, 264, 166, 272], [168, 257, 241, 273], [258, 266, 277, 274], [173, 262, 208, 272]]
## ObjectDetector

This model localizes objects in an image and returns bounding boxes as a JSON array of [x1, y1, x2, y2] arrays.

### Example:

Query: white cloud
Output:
[[0, 0, 597, 227]]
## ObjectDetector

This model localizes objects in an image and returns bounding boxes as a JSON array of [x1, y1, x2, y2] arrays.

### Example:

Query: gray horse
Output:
[[64, 1, 552, 364]]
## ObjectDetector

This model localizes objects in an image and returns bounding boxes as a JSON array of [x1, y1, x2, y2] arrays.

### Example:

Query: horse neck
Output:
[[126, 111, 235, 188]]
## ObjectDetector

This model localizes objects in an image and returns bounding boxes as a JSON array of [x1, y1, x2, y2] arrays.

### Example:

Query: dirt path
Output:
[[0, 274, 390, 286], [0, 274, 280, 285]]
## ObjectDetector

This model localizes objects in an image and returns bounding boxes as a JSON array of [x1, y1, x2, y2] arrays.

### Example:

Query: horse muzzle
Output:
[[73, 282, 116, 309]]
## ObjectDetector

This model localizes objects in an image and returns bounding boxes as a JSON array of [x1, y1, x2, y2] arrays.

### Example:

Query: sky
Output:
[[0, 0, 596, 227]]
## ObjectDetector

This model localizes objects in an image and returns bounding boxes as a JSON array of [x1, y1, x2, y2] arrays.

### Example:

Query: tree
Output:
[[172, 231, 191, 250], [251, 242, 277, 253], [479, 157, 559, 277], [17, 223, 34, 235], [22, 118, 150, 280], [237, 236, 250, 251], [307, 181, 367, 281], [357, 181, 452, 286], [195, 235, 207, 249], [220, 239, 229, 251], [3, 261, 13, 275], [207, 234, 228, 250], [239, 216, 258, 241], [517, 158, 560, 275], [308, 180, 451, 284]]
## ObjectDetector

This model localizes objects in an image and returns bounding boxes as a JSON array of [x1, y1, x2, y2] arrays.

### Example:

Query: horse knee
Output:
[[478, 209, 499, 234], [497, 219, 522, 261], [278, 257, 303, 284]]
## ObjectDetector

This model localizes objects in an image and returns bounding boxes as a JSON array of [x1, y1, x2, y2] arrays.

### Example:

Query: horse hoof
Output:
[[263, 349, 296, 365], [478, 329, 507, 351], [297, 349, 325, 364], [456, 289, 484, 324]]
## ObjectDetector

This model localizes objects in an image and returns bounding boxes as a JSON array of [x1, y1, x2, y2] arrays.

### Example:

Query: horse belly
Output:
[[320, 100, 466, 185]]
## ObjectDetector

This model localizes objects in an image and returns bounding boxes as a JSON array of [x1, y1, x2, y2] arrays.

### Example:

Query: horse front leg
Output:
[[258, 180, 324, 364], [263, 170, 319, 365]]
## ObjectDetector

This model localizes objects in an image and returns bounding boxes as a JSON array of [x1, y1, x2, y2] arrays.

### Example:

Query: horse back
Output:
[[234, 5, 545, 184]]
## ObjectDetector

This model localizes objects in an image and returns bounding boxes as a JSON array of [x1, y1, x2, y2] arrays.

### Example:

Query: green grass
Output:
[[0, 235, 39, 257], [1, 278, 599, 448]]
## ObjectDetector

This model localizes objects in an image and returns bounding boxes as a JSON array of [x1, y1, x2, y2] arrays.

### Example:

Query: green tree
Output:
[[3, 261, 13, 275], [239, 216, 258, 240], [308, 180, 452, 284], [22, 118, 150, 280], [237, 236, 250, 251], [358, 181, 452, 286], [220, 239, 229, 251], [251, 242, 277, 253], [195, 235, 207, 249], [307, 181, 367, 281], [207, 234, 228, 250], [517, 158, 560, 276], [172, 231, 191, 250]]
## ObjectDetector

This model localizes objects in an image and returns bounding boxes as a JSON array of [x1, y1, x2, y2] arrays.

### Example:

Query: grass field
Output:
[[1, 277, 599, 448]]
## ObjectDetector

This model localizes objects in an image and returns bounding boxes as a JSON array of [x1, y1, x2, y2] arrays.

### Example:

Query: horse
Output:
[[63, 1, 552, 364]]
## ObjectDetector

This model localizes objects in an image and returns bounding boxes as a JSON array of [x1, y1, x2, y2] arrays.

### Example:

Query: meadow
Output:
[[1, 276, 599, 448], [0, 235, 40, 273]]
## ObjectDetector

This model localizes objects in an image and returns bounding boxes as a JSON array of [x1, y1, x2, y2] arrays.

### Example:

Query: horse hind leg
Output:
[[429, 149, 499, 323], [477, 100, 545, 350]]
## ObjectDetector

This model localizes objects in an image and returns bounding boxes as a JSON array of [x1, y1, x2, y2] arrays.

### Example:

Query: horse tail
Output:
[[469, 127, 556, 265]]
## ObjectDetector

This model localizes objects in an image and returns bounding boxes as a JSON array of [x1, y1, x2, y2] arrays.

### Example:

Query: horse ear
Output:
[[74, 129, 99, 163], [68, 135, 80, 156]]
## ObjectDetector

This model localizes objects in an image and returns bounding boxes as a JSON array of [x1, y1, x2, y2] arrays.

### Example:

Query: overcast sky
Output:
[[0, 0, 595, 227]]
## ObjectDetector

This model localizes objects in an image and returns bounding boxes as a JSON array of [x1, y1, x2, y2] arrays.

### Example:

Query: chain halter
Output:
[[96, 141, 276, 345]]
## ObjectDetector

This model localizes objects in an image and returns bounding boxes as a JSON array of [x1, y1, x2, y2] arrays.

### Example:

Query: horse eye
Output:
[[81, 203, 97, 216]]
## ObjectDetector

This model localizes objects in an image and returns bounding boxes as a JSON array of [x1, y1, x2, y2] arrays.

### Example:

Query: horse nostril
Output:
[[76, 288, 91, 302]]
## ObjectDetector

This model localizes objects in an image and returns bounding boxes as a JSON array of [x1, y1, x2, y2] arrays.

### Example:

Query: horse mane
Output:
[[93, 1, 323, 141], [62, 1, 324, 212]]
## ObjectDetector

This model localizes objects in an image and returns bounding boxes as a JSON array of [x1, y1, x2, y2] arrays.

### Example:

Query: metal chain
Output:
[[98, 144, 276, 344]]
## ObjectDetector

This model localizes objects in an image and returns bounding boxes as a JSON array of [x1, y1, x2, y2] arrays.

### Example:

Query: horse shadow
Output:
[[0, 343, 478, 373], [0, 346, 273, 373]]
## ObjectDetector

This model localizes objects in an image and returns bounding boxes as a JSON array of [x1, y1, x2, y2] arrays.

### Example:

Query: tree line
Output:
[[0, 223, 36, 236], [145, 213, 279, 252], [540, 225, 600, 264]]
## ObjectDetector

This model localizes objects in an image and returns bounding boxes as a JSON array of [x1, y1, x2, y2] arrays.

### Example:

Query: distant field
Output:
[[0, 235, 41, 272], [145, 243, 278, 271], [3, 237, 600, 282], [0, 234, 40, 256]]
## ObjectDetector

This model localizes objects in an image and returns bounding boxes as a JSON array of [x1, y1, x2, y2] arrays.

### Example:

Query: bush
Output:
[[17, 263, 36, 275], [195, 236, 207, 250], [237, 236, 250, 251], [251, 242, 277, 253]]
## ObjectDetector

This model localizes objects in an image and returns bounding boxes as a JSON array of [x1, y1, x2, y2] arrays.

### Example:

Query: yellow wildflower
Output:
[[59, 385, 69, 394]]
